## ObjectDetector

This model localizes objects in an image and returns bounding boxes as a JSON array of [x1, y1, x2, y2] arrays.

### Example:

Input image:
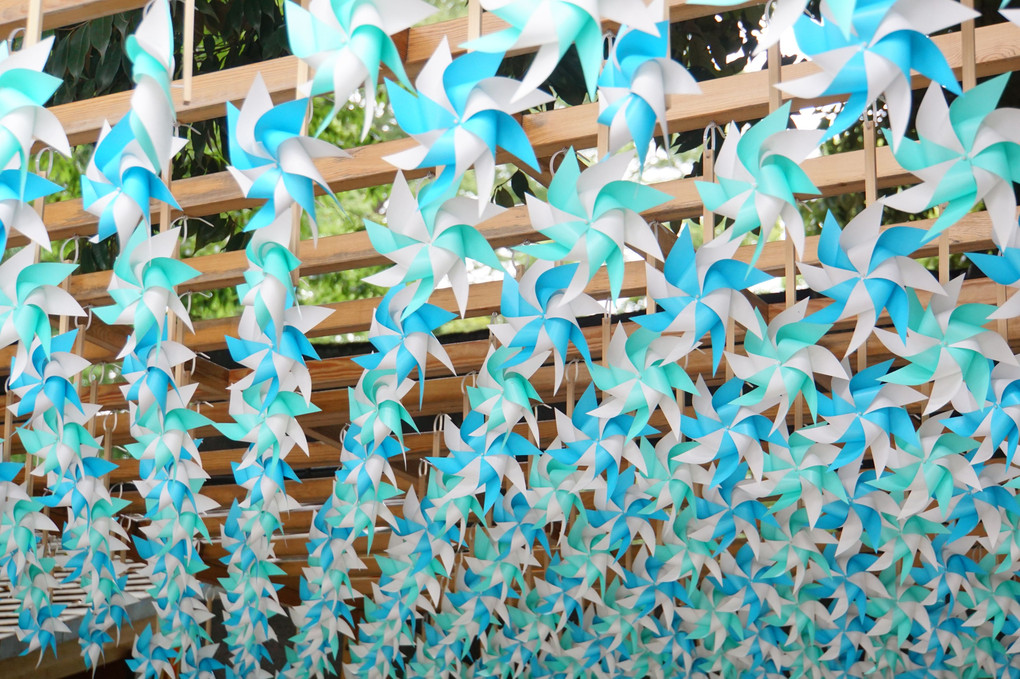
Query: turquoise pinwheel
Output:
[[284, 0, 436, 137], [779, 0, 976, 146], [384, 38, 552, 210], [590, 325, 697, 438], [520, 148, 669, 301], [364, 172, 506, 319], [636, 223, 771, 374], [467, 345, 545, 438], [492, 262, 604, 389], [226, 74, 349, 234], [93, 225, 198, 355], [464, 0, 662, 102], [349, 368, 418, 453], [884, 75, 1020, 246], [727, 303, 847, 425], [695, 103, 822, 259], [0, 246, 82, 356], [799, 205, 941, 355], [877, 277, 1016, 416], [597, 21, 700, 167], [125, 0, 176, 174], [0, 169, 61, 252], [0, 36, 68, 165]]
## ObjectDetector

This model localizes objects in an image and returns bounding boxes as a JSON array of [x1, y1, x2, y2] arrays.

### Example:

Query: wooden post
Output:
[[467, 0, 482, 44], [182, 0, 196, 104], [859, 110, 877, 373], [768, 30, 802, 430], [23, 0, 43, 47]]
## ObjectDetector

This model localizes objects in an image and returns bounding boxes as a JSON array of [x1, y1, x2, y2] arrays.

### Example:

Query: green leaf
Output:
[[510, 170, 531, 203], [66, 27, 89, 80], [89, 16, 113, 52]]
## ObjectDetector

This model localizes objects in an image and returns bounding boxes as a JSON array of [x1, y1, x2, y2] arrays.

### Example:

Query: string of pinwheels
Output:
[[79, 1, 220, 675], [0, 33, 74, 662]]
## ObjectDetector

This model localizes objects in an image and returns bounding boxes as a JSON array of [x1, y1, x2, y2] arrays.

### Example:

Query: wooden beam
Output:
[[0, 0, 146, 39]]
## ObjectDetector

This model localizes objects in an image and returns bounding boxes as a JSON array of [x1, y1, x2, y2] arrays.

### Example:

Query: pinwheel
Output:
[[0, 36, 70, 192], [81, 115, 184, 247], [597, 21, 700, 167], [637, 223, 771, 374], [0, 247, 83, 355], [431, 412, 538, 513], [284, 0, 436, 137], [464, 0, 662, 102], [968, 243, 1020, 319], [491, 262, 605, 388], [590, 325, 697, 438], [126, 0, 176, 174], [226, 73, 349, 234], [364, 172, 506, 319], [520, 148, 669, 301], [696, 103, 823, 259], [803, 359, 923, 474], [799, 205, 942, 355], [727, 303, 847, 425], [384, 38, 553, 209], [947, 362, 1020, 465], [466, 345, 546, 439], [0, 169, 62, 253], [678, 377, 788, 490], [883, 76, 1020, 246], [93, 226, 197, 352], [877, 277, 1016, 416], [778, 0, 976, 146], [547, 385, 649, 497], [355, 285, 456, 393]]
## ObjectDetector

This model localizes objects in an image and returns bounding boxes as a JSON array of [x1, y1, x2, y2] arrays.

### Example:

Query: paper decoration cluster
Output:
[[4, 0, 1020, 678]]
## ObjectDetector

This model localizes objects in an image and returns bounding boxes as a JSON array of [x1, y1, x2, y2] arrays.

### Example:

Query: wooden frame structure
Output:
[[1, 0, 1020, 673]]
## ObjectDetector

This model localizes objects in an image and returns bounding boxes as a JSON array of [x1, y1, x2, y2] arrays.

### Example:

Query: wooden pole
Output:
[[23, 0, 42, 47], [859, 110, 877, 373], [182, 0, 196, 104]]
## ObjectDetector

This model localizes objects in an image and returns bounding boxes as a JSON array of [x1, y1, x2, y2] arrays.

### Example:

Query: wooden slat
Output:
[[0, 0, 146, 38]]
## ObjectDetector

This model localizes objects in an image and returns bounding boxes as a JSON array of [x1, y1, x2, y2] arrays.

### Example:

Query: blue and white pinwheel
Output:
[[491, 261, 604, 389], [227, 74, 349, 234], [884, 75, 1020, 246], [597, 21, 700, 167], [284, 0, 436, 138], [696, 103, 822, 258], [384, 38, 553, 210], [798, 205, 942, 355], [778, 0, 976, 146], [637, 223, 770, 374]]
